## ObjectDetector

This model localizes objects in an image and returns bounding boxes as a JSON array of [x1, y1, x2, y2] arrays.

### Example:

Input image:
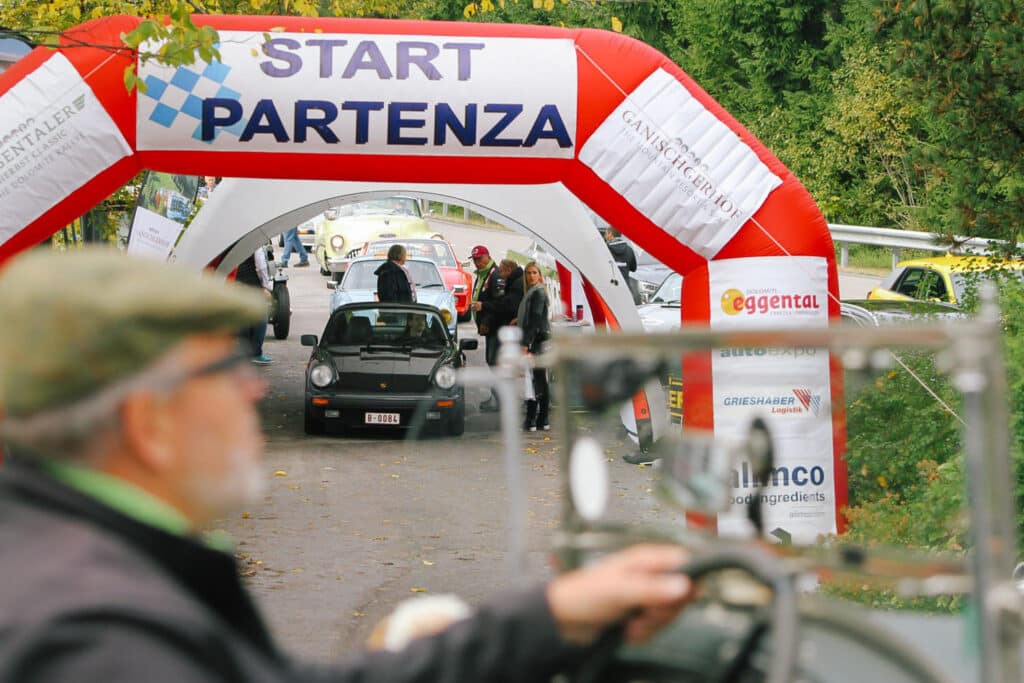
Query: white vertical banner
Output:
[[126, 207, 185, 261], [708, 256, 835, 543]]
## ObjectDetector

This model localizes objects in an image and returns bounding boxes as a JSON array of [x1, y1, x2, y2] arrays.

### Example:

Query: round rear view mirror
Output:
[[569, 437, 609, 521]]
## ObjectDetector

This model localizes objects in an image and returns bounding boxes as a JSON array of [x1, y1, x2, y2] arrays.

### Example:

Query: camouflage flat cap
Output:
[[0, 247, 266, 417]]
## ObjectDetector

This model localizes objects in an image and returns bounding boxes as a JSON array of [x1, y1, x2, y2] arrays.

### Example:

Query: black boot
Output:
[[523, 400, 537, 432]]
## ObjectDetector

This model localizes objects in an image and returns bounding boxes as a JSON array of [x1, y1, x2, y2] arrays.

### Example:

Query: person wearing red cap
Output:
[[469, 245, 501, 411]]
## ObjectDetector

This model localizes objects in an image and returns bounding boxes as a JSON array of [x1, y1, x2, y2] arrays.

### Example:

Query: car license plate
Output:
[[365, 412, 400, 425]]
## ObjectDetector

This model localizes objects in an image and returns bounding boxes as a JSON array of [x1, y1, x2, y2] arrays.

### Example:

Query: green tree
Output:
[[878, 0, 1024, 243]]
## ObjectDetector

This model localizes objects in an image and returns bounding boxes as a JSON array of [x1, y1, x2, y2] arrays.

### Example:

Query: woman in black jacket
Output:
[[516, 261, 551, 431]]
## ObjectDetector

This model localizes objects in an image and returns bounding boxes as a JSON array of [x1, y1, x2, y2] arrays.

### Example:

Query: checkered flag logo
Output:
[[139, 55, 243, 143], [792, 388, 822, 416]]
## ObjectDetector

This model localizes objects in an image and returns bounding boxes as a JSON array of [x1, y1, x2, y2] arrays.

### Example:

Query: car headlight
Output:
[[310, 363, 334, 388], [330, 235, 345, 251], [439, 308, 453, 324], [434, 365, 457, 389]]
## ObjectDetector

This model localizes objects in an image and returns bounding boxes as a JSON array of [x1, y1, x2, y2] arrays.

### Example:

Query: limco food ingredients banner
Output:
[[137, 33, 577, 158], [708, 256, 834, 543]]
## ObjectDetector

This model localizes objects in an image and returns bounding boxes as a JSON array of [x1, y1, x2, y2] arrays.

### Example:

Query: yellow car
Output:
[[313, 197, 442, 276], [866, 254, 1024, 305]]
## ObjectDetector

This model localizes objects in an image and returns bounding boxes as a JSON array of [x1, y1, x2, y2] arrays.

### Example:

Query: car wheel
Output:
[[304, 404, 324, 435], [271, 283, 291, 340], [445, 403, 466, 437]]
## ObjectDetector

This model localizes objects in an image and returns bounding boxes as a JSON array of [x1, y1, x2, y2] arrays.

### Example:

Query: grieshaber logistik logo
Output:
[[722, 388, 823, 416], [720, 287, 822, 317]]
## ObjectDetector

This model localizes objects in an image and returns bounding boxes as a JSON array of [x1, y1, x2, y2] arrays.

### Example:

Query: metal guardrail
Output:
[[828, 223, 1000, 268], [426, 201, 1002, 270]]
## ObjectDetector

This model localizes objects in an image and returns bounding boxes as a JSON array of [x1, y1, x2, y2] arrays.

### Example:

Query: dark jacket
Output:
[[0, 458, 585, 683], [606, 237, 637, 279], [472, 261, 501, 335], [374, 260, 414, 304], [517, 284, 550, 353], [480, 266, 524, 333]]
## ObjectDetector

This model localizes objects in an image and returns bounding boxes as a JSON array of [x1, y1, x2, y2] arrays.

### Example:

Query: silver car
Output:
[[328, 256, 458, 336]]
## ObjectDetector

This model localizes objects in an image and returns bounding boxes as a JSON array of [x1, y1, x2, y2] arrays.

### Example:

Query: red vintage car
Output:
[[358, 239, 474, 322]]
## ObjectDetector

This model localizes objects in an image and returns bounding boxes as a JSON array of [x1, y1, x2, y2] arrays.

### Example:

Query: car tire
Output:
[[271, 283, 290, 340], [304, 404, 324, 435], [444, 403, 466, 437]]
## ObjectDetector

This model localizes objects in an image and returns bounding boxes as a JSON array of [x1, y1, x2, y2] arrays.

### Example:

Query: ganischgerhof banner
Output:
[[136, 32, 577, 158]]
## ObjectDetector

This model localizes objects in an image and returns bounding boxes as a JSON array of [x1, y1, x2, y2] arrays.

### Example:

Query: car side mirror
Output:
[[326, 281, 337, 290], [300, 334, 318, 347], [459, 339, 479, 351]]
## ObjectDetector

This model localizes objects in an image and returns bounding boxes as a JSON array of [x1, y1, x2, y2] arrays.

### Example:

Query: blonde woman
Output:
[[516, 261, 551, 431]]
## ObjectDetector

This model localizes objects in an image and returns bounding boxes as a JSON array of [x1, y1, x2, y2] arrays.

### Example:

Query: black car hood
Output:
[[326, 347, 445, 393]]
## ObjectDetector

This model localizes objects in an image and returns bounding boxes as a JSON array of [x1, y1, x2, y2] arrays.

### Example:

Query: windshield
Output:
[[335, 198, 421, 219], [652, 273, 682, 304], [323, 308, 448, 346], [949, 269, 1024, 302], [366, 241, 457, 268], [341, 260, 445, 290]]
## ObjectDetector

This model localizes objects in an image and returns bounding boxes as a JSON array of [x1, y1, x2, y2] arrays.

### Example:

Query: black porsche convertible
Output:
[[301, 302, 476, 436]]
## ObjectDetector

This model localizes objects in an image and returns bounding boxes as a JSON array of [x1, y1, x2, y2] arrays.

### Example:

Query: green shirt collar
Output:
[[45, 459, 193, 536]]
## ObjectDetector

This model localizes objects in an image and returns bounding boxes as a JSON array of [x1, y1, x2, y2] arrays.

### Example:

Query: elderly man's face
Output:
[[159, 334, 268, 524]]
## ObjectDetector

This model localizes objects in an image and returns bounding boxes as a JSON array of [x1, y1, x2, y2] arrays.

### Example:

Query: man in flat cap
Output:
[[0, 248, 693, 682]]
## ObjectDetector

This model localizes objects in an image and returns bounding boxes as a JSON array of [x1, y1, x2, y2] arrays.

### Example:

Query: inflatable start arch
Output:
[[0, 14, 844, 540]]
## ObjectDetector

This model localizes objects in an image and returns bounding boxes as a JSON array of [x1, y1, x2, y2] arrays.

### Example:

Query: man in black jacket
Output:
[[375, 244, 414, 303], [0, 248, 694, 683], [472, 257, 525, 412], [604, 227, 640, 304]]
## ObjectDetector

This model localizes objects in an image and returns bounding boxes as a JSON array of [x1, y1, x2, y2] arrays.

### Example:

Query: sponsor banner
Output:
[[126, 206, 186, 261], [709, 255, 834, 541], [0, 54, 132, 245], [137, 33, 577, 158], [578, 69, 782, 259], [709, 256, 829, 329]]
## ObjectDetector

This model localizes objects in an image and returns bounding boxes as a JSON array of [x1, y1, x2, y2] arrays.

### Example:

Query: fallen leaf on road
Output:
[[353, 611, 365, 617], [241, 512, 251, 519], [274, 470, 287, 477], [422, 560, 434, 566], [288, 484, 301, 490], [410, 587, 427, 593], [525, 448, 538, 454], [391, 474, 400, 479]]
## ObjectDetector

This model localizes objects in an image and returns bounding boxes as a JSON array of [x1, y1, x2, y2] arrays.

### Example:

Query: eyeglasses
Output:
[[178, 346, 255, 385]]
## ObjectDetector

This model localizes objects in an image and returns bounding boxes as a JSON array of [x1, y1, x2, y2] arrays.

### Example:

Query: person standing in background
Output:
[[278, 227, 309, 268], [516, 261, 551, 432], [375, 244, 414, 304], [235, 246, 274, 365], [469, 245, 501, 412]]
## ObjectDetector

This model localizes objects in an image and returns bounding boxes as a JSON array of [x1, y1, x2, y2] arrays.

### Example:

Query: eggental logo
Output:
[[719, 287, 822, 317]]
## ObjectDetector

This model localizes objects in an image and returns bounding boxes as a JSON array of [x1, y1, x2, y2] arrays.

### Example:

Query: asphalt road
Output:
[[216, 225, 885, 665], [217, 232, 673, 665]]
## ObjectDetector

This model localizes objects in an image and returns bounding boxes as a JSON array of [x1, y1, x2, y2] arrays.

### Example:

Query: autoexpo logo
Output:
[[722, 388, 822, 416], [718, 347, 818, 359], [720, 287, 822, 316]]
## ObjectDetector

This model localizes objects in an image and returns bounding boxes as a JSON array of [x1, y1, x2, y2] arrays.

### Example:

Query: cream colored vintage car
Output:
[[313, 197, 441, 276]]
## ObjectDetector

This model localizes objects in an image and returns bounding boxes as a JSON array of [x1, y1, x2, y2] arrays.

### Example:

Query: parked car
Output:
[[637, 272, 683, 332], [839, 298, 964, 326], [349, 239, 475, 322], [313, 197, 442, 276], [866, 254, 1024, 305], [301, 303, 476, 436], [328, 256, 458, 336]]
